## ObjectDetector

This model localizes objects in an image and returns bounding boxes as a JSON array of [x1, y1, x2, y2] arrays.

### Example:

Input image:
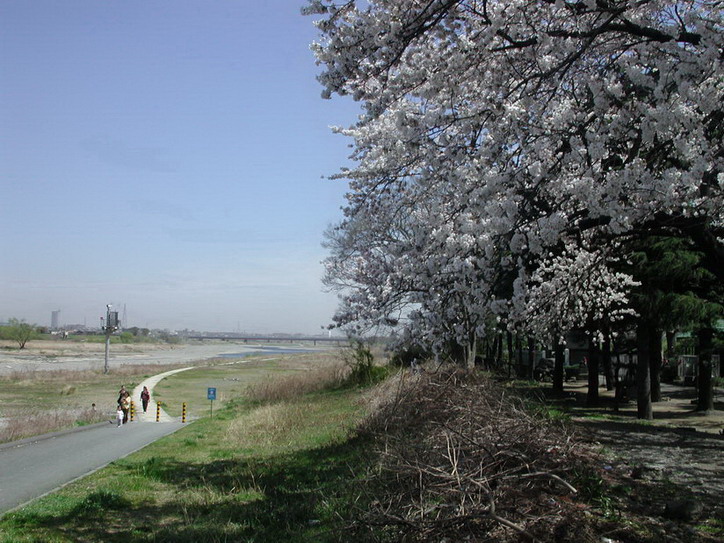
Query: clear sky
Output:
[[0, 0, 360, 334]]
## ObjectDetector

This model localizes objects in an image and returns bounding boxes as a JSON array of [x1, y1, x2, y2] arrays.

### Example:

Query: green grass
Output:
[[0, 365, 373, 542], [151, 350, 345, 418], [151, 358, 293, 417], [697, 517, 724, 537]]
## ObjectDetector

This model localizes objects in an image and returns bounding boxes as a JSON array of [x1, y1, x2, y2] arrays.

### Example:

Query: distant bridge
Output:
[[184, 334, 348, 346]]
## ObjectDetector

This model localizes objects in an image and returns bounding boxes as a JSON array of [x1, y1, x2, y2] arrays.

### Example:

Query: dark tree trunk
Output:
[[485, 335, 493, 368], [527, 336, 535, 380], [496, 331, 504, 367], [553, 338, 565, 396], [650, 329, 663, 402], [506, 331, 514, 378], [696, 327, 714, 412], [636, 323, 653, 420], [666, 330, 676, 363], [614, 350, 623, 411], [515, 334, 524, 378], [602, 332, 614, 391], [587, 340, 600, 406]]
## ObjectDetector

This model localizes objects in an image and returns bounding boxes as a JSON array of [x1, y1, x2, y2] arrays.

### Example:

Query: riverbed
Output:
[[0, 340, 328, 376]]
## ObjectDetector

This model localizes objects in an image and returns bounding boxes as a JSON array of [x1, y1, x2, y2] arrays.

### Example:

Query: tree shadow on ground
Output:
[[540, 381, 724, 425], [2, 438, 374, 543]]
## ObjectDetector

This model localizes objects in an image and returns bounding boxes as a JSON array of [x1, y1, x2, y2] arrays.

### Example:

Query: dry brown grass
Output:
[[243, 362, 350, 404], [0, 406, 108, 443], [5, 362, 192, 384], [227, 403, 309, 449]]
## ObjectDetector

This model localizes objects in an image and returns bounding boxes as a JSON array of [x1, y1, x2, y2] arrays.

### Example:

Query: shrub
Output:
[[344, 341, 389, 386]]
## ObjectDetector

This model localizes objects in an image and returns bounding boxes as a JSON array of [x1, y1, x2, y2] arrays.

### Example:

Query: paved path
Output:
[[0, 368, 194, 515], [131, 367, 194, 422]]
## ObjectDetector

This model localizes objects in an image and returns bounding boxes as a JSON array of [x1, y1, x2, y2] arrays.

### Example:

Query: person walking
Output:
[[116, 405, 124, 428], [117, 386, 127, 406], [120, 391, 131, 424], [140, 386, 150, 413]]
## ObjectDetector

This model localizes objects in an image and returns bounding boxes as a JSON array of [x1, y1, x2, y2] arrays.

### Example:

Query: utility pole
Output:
[[102, 304, 120, 374]]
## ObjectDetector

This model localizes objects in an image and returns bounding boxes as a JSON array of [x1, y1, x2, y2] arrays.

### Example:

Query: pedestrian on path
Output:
[[116, 405, 124, 427], [140, 386, 150, 413], [117, 386, 127, 406], [120, 391, 130, 424]]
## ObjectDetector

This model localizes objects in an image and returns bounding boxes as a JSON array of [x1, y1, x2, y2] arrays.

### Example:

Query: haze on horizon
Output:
[[0, 1, 361, 335]]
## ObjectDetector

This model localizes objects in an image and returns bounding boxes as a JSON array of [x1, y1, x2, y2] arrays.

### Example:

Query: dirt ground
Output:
[[0, 339, 293, 376], [562, 380, 724, 434], [559, 381, 724, 540]]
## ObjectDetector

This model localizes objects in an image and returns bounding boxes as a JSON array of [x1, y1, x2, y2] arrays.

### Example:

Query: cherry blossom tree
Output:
[[310, 1, 723, 370]]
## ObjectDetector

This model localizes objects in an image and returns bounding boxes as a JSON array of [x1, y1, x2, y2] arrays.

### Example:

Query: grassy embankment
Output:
[[0, 350, 376, 542]]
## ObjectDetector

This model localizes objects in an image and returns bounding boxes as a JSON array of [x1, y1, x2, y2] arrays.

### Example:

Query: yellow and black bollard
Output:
[[156, 401, 161, 422], [182, 402, 187, 423], [130, 400, 135, 422]]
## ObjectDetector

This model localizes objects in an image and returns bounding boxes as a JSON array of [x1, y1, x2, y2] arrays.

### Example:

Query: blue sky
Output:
[[0, 1, 360, 333]]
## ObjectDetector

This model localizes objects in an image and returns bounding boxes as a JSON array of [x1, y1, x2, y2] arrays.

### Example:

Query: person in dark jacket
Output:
[[140, 386, 151, 413]]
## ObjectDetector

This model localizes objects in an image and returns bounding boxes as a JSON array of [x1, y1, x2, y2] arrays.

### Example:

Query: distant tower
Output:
[[123, 304, 127, 329], [51, 310, 61, 330]]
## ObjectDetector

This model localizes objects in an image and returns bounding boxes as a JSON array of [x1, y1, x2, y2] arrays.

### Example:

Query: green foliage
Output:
[[573, 468, 619, 518], [674, 336, 696, 355], [125, 326, 151, 337], [344, 341, 389, 386], [626, 236, 724, 330], [533, 404, 570, 424], [0, 318, 39, 349], [697, 518, 724, 537]]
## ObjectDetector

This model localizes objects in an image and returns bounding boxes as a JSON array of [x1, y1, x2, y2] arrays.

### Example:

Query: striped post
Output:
[[156, 401, 161, 422], [182, 402, 187, 423], [130, 400, 135, 422]]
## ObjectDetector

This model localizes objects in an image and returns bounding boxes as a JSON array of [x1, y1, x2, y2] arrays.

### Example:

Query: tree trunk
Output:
[[650, 329, 663, 402], [696, 327, 714, 412], [614, 350, 623, 411], [665, 330, 676, 363], [587, 340, 600, 406], [506, 331, 514, 379], [465, 334, 477, 370], [602, 332, 614, 391], [496, 331, 504, 368], [636, 323, 653, 420], [515, 334, 524, 378], [527, 336, 535, 380], [553, 338, 565, 396]]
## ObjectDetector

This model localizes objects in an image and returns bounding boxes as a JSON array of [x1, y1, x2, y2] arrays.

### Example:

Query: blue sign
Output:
[[207, 387, 217, 400]]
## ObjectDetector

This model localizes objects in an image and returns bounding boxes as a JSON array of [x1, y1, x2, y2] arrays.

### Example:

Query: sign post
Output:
[[207, 387, 216, 419]]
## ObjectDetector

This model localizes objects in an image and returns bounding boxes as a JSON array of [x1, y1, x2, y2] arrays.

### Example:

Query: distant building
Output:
[[51, 310, 61, 330]]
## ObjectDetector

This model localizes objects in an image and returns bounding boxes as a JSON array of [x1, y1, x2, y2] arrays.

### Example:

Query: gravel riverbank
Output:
[[0, 339, 326, 376]]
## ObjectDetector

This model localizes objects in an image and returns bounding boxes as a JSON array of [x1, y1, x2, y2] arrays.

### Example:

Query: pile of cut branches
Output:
[[352, 369, 605, 542]]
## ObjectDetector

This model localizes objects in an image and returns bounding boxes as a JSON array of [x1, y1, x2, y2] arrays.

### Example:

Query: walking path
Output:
[[131, 367, 194, 422]]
